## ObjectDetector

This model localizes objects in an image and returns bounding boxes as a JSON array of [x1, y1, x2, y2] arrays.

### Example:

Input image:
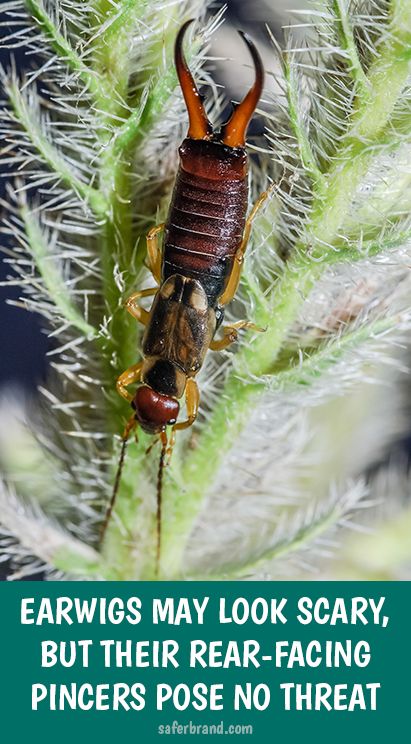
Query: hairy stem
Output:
[[93, 4, 187, 577], [21, 204, 98, 338], [24, 0, 103, 98], [6, 81, 107, 215], [159, 0, 411, 579], [192, 496, 353, 580], [332, 0, 368, 93]]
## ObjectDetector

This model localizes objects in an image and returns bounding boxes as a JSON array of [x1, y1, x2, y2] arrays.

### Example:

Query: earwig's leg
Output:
[[116, 361, 143, 402], [172, 378, 200, 432], [125, 287, 157, 326], [219, 188, 272, 307], [146, 224, 164, 284], [145, 436, 160, 456], [122, 414, 137, 441], [210, 320, 265, 351]]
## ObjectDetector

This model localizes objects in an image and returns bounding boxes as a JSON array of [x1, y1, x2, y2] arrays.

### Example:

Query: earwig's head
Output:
[[132, 386, 180, 435], [132, 357, 186, 434], [175, 20, 264, 147]]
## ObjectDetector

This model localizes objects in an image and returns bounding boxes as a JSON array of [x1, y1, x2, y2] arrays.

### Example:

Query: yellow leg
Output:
[[210, 320, 265, 351], [116, 361, 143, 402], [122, 414, 137, 441], [219, 189, 272, 307], [125, 287, 157, 325], [145, 436, 160, 456], [173, 378, 200, 432], [146, 224, 164, 284]]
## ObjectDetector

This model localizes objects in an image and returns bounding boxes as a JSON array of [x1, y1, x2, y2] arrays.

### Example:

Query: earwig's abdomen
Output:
[[163, 138, 248, 306]]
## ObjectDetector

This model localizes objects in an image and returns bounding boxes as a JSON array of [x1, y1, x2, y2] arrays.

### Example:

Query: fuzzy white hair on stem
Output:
[[0, 0, 411, 580]]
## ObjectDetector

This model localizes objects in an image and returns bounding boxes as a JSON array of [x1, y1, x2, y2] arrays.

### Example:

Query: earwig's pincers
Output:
[[175, 20, 264, 146]]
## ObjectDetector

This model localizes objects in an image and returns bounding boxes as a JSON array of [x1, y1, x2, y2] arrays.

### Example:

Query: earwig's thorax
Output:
[[142, 357, 186, 399]]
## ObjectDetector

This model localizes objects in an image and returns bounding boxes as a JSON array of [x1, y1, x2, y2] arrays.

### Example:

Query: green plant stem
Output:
[[159, 0, 411, 579], [332, 0, 368, 93], [50, 3, 148, 584], [191, 499, 346, 580], [283, 54, 325, 186], [21, 204, 98, 338], [91, 0, 138, 400], [322, 228, 411, 265], [25, 0, 103, 98], [6, 82, 107, 215], [92, 0, 183, 388], [96, 0, 147, 41], [91, 2, 185, 577], [266, 314, 401, 391], [309, 0, 411, 253], [113, 68, 179, 155]]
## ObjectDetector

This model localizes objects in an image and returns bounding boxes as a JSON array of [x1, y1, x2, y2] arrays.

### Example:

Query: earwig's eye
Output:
[[132, 386, 180, 435]]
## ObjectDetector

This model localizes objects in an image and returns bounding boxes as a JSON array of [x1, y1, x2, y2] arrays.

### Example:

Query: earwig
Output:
[[104, 20, 270, 569]]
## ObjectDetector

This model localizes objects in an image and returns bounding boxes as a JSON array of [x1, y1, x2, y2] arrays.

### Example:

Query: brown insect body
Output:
[[163, 138, 248, 304], [137, 141, 248, 432], [108, 21, 266, 563], [129, 20, 264, 436]]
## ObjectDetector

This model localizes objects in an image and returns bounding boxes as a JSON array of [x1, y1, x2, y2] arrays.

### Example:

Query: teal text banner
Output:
[[0, 582, 409, 743]]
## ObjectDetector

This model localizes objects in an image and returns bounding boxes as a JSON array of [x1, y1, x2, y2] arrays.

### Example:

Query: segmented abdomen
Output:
[[163, 140, 248, 307]]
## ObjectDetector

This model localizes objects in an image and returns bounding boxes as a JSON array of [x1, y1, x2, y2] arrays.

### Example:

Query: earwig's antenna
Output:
[[155, 432, 167, 576], [175, 19, 212, 140], [221, 31, 264, 147], [99, 415, 136, 546]]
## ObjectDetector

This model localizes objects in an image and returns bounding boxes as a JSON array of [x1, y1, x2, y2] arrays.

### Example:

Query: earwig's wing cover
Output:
[[143, 276, 215, 375], [175, 20, 212, 140], [221, 32, 264, 147]]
